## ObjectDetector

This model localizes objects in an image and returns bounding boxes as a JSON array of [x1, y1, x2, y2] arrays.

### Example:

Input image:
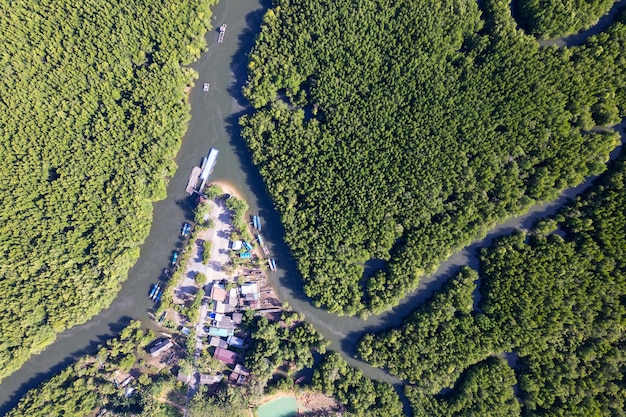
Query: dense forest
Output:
[[516, 0, 617, 38], [7, 317, 403, 416], [358, 157, 626, 415], [409, 358, 520, 417], [0, 0, 214, 381], [6, 321, 179, 417], [241, 0, 626, 316], [312, 352, 404, 417]]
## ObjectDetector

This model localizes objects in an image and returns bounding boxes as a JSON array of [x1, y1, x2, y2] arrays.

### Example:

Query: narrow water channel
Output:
[[0, 0, 625, 413]]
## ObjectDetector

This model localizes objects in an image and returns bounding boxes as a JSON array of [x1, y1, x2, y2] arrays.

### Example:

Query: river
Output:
[[0, 0, 624, 414], [537, 0, 626, 47]]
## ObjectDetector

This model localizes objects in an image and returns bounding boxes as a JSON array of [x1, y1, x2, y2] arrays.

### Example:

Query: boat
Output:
[[197, 148, 219, 193], [154, 288, 164, 302], [181, 222, 191, 236], [218, 24, 227, 43], [149, 284, 159, 299], [268, 259, 277, 271], [253, 214, 261, 230], [150, 285, 161, 300], [158, 311, 167, 323], [203, 83, 210, 92], [171, 251, 178, 265], [257, 234, 270, 256]]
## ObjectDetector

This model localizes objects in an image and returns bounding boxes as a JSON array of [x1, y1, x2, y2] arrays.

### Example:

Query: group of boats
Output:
[[149, 222, 192, 303], [149, 283, 164, 302], [251, 214, 277, 271], [254, 230, 276, 271], [252, 214, 261, 230]]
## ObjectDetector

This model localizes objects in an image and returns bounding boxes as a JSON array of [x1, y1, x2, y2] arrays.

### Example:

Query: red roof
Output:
[[213, 348, 238, 365], [211, 287, 227, 302]]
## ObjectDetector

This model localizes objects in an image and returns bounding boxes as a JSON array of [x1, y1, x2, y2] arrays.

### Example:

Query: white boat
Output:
[[203, 83, 210, 92], [218, 24, 227, 43]]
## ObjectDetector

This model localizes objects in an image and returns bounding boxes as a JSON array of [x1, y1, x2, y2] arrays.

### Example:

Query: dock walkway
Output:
[[186, 167, 202, 195]]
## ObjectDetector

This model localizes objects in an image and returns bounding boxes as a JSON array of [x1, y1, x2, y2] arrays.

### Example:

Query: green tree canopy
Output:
[[0, 0, 215, 381], [241, 0, 626, 316]]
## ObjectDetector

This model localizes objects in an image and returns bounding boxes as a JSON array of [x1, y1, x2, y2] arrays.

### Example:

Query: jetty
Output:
[[186, 148, 220, 194], [218, 24, 227, 43], [186, 167, 202, 194]]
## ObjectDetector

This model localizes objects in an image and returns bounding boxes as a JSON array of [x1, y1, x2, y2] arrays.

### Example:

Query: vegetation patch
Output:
[[241, 0, 626, 315], [358, 157, 626, 415], [0, 0, 215, 381], [516, 0, 617, 38]]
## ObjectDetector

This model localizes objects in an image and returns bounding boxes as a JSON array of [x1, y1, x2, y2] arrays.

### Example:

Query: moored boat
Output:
[[150, 285, 161, 300], [149, 284, 158, 299], [268, 259, 277, 271]]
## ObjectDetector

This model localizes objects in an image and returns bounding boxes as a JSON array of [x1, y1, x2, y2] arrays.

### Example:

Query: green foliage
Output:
[[225, 196, 250, 239], [241, 0, 626, 316], [358, 268, 498, 394], [119, 353, 136, 372], [0, 0, 216, 381], [244, 312, 329, 384], [359, 159, 626, 415], [480, 158, 626, 415], [312, 352, 404, 417], [184, 289, 205, 324], [194, 202, 212, 227], [202, 240, 212, 264], [195, 272, 207, 285], [188, 390, 247, 417], [204, 184, 223, 199], [408, 357, 520, 417], [517, 0, 617, 38], [7, 321, 176, 417]]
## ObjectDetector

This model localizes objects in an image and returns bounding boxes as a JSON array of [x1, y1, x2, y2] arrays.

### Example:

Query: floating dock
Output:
[[218, 24, 227, 43], [186, 167, 202, 194]]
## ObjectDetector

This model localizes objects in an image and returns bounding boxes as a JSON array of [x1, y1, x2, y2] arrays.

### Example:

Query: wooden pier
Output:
[[186, 166, 202, 194]]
